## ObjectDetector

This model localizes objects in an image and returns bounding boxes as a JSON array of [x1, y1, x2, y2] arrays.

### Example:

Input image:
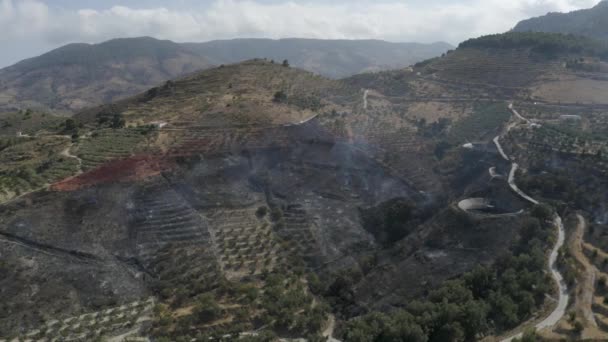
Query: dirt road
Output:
[[60, 144, 83, 172], [573, 214, 598, 327], [323, 314, 341, 342]]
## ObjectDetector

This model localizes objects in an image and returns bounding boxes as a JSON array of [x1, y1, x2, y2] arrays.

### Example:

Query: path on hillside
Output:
[[363, 89, 369, 110], [499, 104, 568, 341], [323, 314, 340, 342], [60, 144, 83, 174]]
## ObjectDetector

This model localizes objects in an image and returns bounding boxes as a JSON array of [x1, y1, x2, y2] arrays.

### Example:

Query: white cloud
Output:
[[0, 0, 601, 66]]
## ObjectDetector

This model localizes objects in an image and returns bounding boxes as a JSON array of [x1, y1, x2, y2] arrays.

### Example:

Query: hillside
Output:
[[513, 1, 608, 41], [184, 38, 453, 78], [0, 37, 212, 114], [2, 33, 608, 341], [0, 37, 451, 114]]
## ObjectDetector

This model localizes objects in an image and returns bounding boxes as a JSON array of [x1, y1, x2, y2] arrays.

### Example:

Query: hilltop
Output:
[[0, 37, 451, 114], [513, 1, 608, 41]]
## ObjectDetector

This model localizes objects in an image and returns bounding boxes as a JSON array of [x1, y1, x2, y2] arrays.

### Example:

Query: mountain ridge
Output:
[[512, 1, 608, 41], [0, 36, 452, 113]]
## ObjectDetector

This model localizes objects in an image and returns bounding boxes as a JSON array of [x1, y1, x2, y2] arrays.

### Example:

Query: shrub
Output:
[[273, 91, 288, 103], [256, 206, 268, 218]]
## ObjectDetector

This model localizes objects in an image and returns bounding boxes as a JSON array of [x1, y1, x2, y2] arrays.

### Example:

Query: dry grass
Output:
[[532, 77, 608, 104]]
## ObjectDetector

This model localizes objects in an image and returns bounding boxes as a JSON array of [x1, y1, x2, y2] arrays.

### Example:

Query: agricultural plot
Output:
[[583, 244, 608, 334], [130, 181, 212, 260], [0, 110, 65, 136], [273, 204, 321, 264], [447, 103, 511, 145], [75, 128, 155, 170], [6, 298, 155, 342], [207, 207, 283, 280], [0, 136, 79, 201], [428, 48, 551, 88], [165, 125, 297, 158], [147, 245, 222, 304], [509, 124, 608, 158]]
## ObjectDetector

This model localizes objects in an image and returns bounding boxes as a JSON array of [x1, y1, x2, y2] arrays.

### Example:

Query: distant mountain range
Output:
[[513, 0, 608, 41], [183, 38, 453, 78], [0, 37, 452, 113]]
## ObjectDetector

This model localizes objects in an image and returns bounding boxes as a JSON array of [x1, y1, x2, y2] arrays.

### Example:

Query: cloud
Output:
[[0, 0, 601, 66]]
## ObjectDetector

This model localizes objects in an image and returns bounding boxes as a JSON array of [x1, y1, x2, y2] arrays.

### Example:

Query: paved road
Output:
[[509, 103, 531, 124], [500, 104, 569, 341], [502, 215, 568, 341], [493, 136, 510, 161], [508, 163, 539, 205], [540, 215, 570, 329]]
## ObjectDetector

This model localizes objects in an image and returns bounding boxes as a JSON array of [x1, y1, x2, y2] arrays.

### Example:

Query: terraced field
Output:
[[508, 123, 608, 158], [0, 136, 79, 202], [274, 204, 321, 264], [75, 128, 154, 170], [447, 103, 511, 145], [576, 230, 608, 339], [13, 298, 154, 342], [130, 181, 212, 260], [428, 48, 553, 88], [148, 245, 222, 302], [207, 207, 282, 279]]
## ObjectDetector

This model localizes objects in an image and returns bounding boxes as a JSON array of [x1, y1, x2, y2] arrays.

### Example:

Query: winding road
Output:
[[508, 163, 539, 205], [499, 104, 568, 341]]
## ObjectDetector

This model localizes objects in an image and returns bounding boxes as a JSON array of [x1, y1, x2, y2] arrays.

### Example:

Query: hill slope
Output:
[[0, 37, 212, 114], [513, 1, 608, 41], [0, 37, 451, 114], [4, 34, 608, 340], [184, 38, 453, 78]]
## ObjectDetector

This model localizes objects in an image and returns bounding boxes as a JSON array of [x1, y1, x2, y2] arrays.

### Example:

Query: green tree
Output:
[[111, 113, 126, 129], [64, 119, 77, 132], [193, 293, 222, 323]]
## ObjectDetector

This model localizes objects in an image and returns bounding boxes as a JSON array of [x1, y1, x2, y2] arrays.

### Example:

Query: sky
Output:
[[0, 0, 602, 68]]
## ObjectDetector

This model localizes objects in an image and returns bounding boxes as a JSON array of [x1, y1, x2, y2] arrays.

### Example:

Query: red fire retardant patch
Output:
[[51, 155, 175, 191]]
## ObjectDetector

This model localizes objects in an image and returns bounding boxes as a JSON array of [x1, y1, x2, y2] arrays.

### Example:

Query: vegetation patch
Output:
[[446, 102, 510, 145], [340, 206, 555, 341], [460, 32, 608, 60]]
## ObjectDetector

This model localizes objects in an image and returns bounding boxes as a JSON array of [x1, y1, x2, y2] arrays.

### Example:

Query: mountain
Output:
[[0, 37, 452, 114], [0, 37, 212, 114], [184, 38, 453, 78], [3, 31, 608, 340], [512, 0, 608, 41]]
